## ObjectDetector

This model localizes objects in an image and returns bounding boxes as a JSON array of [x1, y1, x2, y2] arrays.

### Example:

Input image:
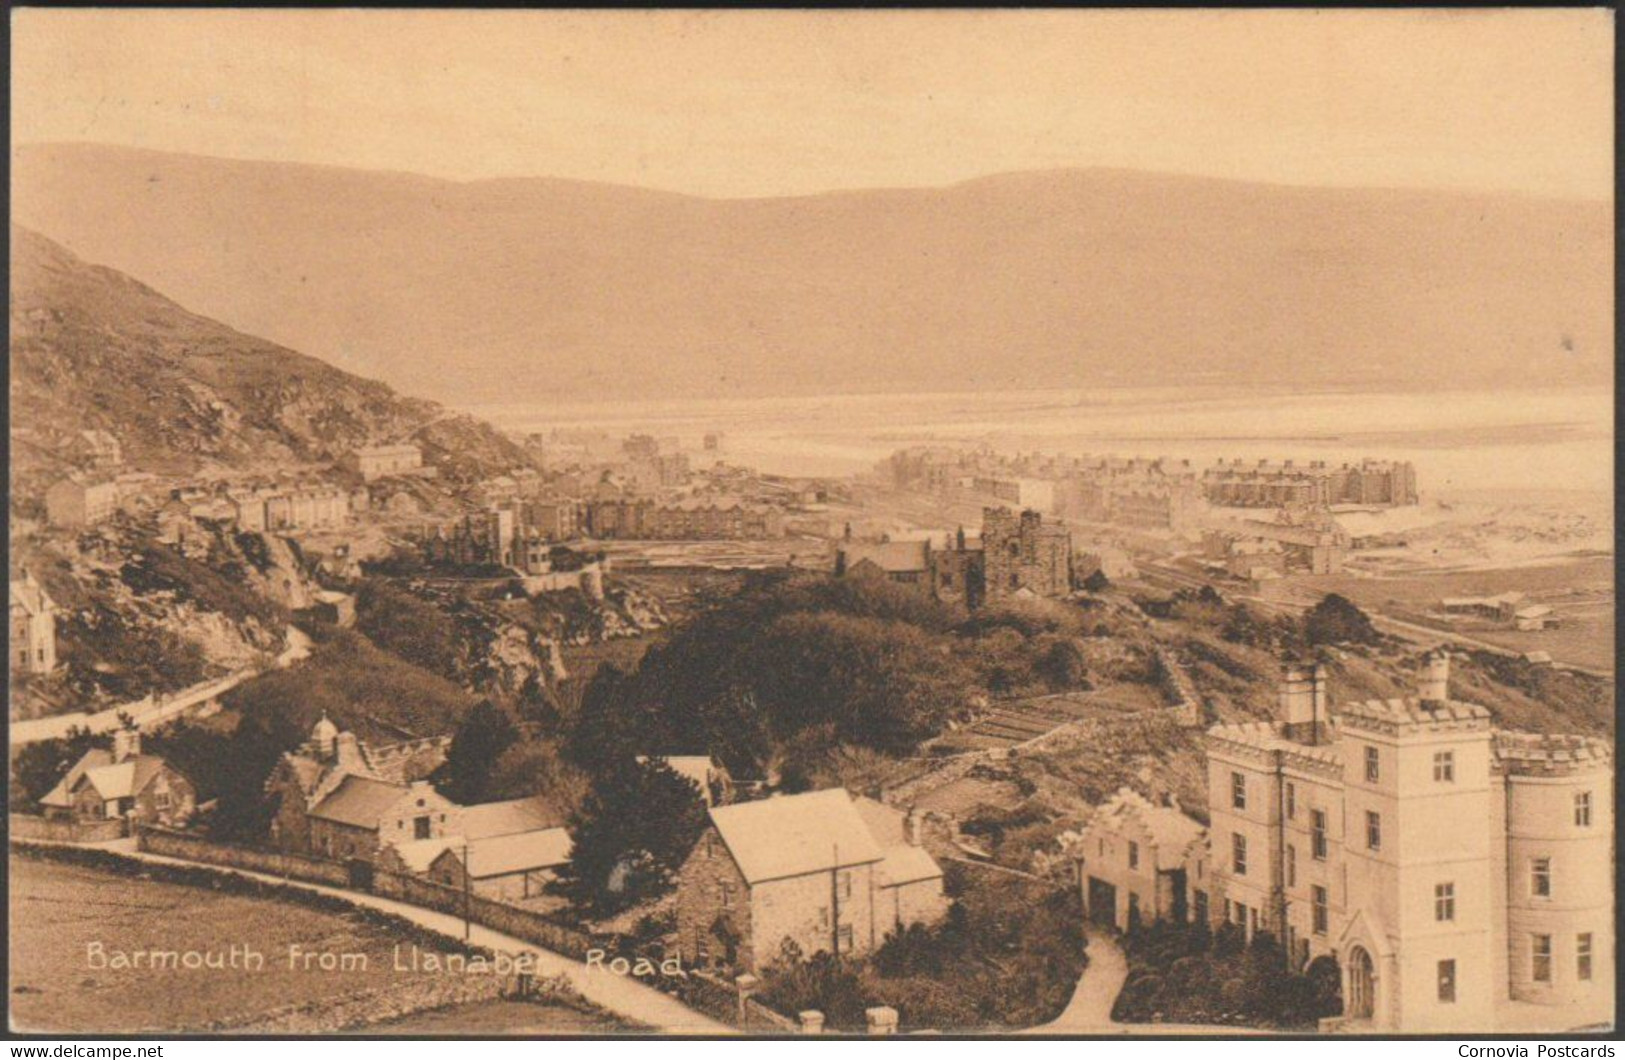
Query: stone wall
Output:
[[138, 824, 352, 886], [880, 705, 1194, 809], [9, 813, 126, 843], [370, 865, 598, 961]]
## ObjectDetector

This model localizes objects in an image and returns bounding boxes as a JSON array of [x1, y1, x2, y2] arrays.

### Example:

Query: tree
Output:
[[486, 737, 588, 813], [210, 712, 299, 840], [434, 700, 520, 804], [1305, 593, 1379, 646], [564, 664, 642, 772], [515, 672, 561, 731], [1082, 568, 1111, 593], [10, 726, 101, 808], [1035, 637, 1090, 691], [551, 757, 708, 916]]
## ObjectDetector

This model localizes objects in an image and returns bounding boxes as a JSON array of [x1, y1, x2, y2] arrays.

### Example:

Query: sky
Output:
[[11, 8, 1615, 200]]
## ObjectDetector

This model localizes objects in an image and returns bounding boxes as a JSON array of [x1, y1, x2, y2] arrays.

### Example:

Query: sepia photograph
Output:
[[5, 6, 1615, 1042]]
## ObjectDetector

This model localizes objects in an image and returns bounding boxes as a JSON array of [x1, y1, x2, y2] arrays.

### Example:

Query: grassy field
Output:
[[7, 857, 598, 1034], [363, 997, 632, 1034]]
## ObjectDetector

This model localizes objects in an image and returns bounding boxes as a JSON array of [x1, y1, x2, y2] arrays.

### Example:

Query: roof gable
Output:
[[708, 789, 884, 884], [308, 775, 410, 829]]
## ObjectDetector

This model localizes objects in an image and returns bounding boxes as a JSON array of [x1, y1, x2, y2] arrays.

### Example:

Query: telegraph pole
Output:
[[462, 839, 472, 942], [830, 842, 840, 960]]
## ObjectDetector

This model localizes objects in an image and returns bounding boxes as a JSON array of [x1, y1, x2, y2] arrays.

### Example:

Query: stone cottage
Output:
[[675, 788, 947, 974], [40, 730, 196, 828]]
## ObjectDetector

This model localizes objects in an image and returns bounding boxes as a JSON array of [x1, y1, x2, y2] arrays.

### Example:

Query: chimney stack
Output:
[[904, 809, 925, 846], [1418, 650, 1450, 704], [1279, 661, 1324, 745], [334, 731, 363, 771], [112, 728, 141, 763]]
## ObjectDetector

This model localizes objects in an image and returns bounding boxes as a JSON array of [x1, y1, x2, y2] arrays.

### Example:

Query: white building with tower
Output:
[[1199, 651, 1611, 1032]]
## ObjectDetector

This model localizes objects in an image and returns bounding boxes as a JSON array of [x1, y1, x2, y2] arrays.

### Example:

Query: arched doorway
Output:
[[1347, 946, 1376, 1020]]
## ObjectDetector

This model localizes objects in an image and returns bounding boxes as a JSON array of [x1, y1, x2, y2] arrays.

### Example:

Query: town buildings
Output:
[[675, 789, 946, 973], [582, 498, 785, 540], [1204, 509, 1351, 576], [9, 567, 58, 675], [982, 507, 1072, 601], [45, 476, 119, 527], [835, 508, 1070, 607], [972, 475, 1056, 512], [1055, 458, 1204, 534], [1440, 593, 1558, 632], [72, 429, 124, 469], [1200, 652, 1612, 1031], [1202, 459, 1418, 509], [342, 443, 425, 481], [40, 730, 196, 828]]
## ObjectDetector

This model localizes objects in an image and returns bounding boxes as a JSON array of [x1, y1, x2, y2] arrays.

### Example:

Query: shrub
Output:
[[1305, 593, 1379, 646]]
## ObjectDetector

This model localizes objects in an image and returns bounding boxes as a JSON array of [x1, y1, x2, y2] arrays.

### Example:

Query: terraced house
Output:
[[1201, 651, 1612, 1032]]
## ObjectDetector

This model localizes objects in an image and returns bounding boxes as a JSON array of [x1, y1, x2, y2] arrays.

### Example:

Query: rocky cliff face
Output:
[[9, 225, 529, 494], [11, 523, 320, 717]]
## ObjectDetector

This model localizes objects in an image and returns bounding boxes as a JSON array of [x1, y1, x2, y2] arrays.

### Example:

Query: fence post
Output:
[[734, 973, 759, 1029], [865, 1006, 899, 1035], [798, 1010, 825, 1035]]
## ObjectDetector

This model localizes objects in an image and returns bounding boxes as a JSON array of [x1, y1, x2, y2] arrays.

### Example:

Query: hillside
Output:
[[11, 143, 1612, 403], [8, 224, 527, 488]]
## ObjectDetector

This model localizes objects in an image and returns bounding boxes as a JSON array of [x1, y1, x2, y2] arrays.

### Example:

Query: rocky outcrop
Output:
[[11, 522, 317, 715]]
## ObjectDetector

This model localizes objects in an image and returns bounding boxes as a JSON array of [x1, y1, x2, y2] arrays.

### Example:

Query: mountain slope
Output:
[[12, 143, 1612, 403], [9, 224, 526, 486]]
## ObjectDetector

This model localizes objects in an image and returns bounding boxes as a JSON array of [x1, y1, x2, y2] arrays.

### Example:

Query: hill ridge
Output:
[[13, 142, 1612, 403]]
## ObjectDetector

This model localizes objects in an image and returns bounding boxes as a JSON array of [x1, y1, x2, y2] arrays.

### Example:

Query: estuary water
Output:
[[469, 385, 1613, 498]]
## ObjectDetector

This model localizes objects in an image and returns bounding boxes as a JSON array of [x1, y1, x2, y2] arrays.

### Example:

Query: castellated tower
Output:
[[1202, 649, 1612, 1031], [1334, 650, 1500, 1032]]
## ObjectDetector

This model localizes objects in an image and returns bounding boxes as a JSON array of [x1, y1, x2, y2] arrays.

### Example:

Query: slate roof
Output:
[[460, 796, 561, 839], [389, 837, 455, 874], [840, 540, 930, 574], [42, 750, 172, 806], [308, 775, 408, 829], [463, 827, 573, 878], [40, 749, 113, 808], [878, 845, 943, 887], [708, 789, 883, 884]]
